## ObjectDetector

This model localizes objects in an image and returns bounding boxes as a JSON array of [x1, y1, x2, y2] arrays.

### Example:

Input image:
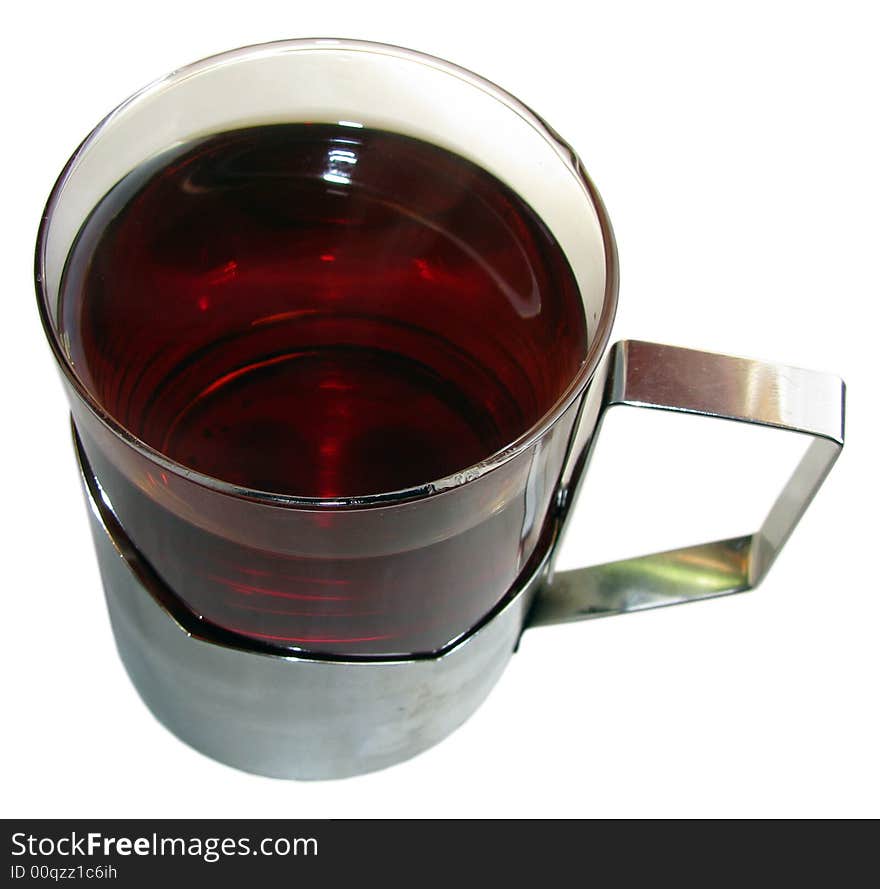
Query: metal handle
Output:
[[529, 340, 845, 627]]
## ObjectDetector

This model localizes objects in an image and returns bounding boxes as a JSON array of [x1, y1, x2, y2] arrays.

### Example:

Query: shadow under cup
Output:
[[37, 41, 617, 658]]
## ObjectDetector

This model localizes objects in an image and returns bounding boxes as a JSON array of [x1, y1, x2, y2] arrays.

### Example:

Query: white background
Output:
[[2, 0, 877, 818]]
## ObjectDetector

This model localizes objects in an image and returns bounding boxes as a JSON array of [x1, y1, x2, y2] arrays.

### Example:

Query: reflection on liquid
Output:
[[323, 147, 357, 185]]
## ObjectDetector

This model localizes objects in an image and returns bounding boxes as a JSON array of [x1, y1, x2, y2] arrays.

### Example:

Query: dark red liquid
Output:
[[61, 124, 587, 655]]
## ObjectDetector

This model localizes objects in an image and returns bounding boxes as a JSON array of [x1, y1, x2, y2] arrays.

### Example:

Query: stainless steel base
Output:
[[81, 457, 548, 780]]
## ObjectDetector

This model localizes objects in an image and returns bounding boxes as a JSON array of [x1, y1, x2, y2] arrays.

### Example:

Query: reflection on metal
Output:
[[530, 340, 845, 627]]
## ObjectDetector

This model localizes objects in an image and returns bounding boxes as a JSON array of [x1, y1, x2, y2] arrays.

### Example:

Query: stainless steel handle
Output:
[[529, 340, 845, 627]]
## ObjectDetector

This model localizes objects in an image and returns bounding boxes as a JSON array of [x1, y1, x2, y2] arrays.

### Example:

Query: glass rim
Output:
[[35, 37, 619, 509]]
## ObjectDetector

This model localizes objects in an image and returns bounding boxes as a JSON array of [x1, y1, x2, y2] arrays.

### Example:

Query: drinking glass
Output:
[[36, 39, 844, 778]]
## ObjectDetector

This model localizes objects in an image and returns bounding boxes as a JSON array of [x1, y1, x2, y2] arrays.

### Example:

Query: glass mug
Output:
[[36, 39, 844, 778]]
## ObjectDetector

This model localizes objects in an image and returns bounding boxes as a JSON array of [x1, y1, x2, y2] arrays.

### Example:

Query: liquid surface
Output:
[[61, 124, 588, 655], [61, 124, 586, 496]]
